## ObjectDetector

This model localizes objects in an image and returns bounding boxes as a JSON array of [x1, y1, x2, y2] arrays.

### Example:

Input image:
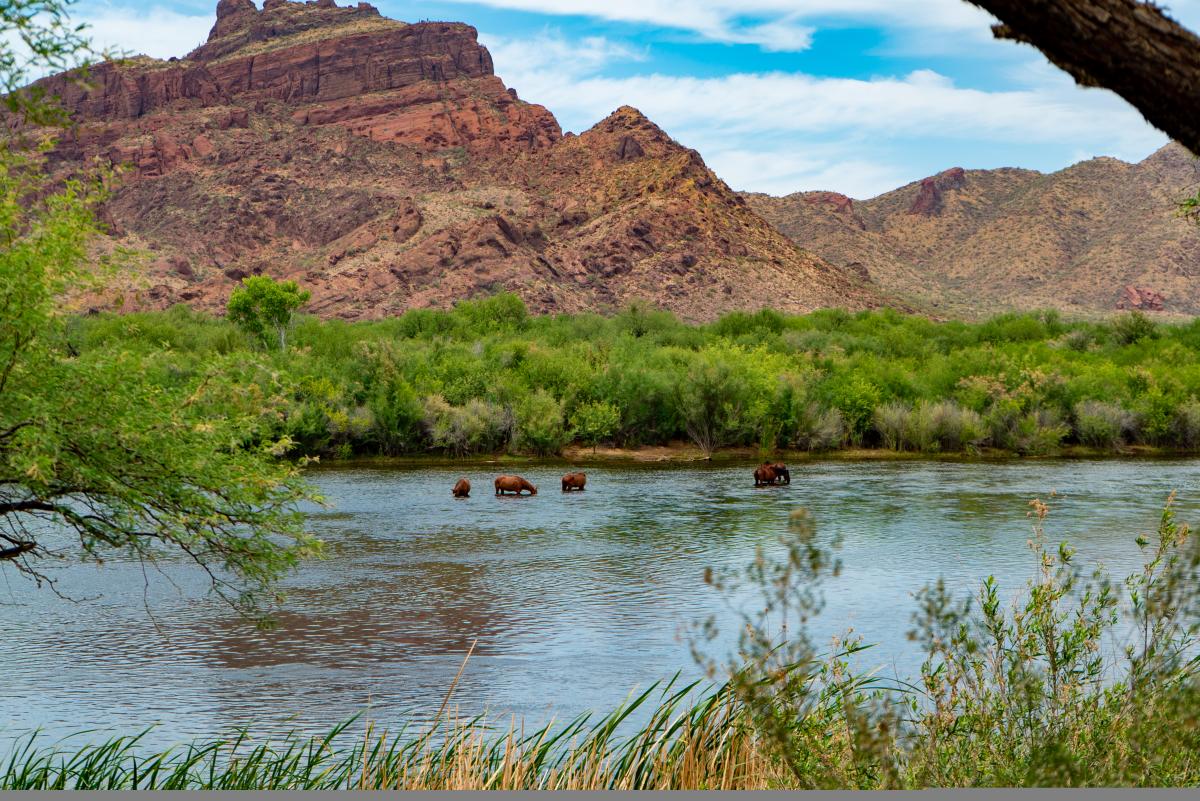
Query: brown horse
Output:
[[452, 478, 471, 498], [768, 462, 790, 484], [753, 464, 778, 486], [495, 475, 537, 496], [561, 472, 586, 491]]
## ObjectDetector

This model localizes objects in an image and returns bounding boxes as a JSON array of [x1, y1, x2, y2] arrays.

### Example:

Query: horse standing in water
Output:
[[561, 472, 587, 491], [754, 463, 790, 486], [753, 464, 778, 486], [495, 475, 538, 496], [452, 478, 471, 498]]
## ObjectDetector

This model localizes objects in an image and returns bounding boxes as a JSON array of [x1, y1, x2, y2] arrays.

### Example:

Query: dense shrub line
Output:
[[70, 296, 1200, 458]]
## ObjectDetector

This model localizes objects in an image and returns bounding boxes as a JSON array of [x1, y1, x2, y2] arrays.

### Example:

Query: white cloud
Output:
[[704, 147, 912, 198], [505, 69, 1162, 150], [485, 28, 1168, 196], [79, 4, 212, 61], [481, 30, 646, 84], [442, 0, 996, 51]]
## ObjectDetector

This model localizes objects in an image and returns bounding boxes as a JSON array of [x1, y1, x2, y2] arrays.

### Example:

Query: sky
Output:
[[60, 0, 1200, 198]]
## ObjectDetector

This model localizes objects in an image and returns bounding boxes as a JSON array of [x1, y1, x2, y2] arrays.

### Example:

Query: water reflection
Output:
[[2, 458, 1197, 749]]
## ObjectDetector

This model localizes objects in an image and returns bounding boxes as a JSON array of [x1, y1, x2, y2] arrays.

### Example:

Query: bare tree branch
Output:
[[964, 0, 1200, 156]]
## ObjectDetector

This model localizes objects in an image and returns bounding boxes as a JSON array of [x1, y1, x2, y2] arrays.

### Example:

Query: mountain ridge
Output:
[[745, 144, 1200, 316], [36, 0, 882, 322]]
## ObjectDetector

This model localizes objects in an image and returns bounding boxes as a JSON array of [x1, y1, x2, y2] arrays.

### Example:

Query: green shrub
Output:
[[790, 403, 844, 451], [423, 395, 511, 455], [823, 376, 881, 445], [512, 389, 567, 456], [67, 303, 1200, 457], [1073, 400, 1132, 448], [909, 400, 985, 452], [368, 376, 425, 455], [1174, 399, 1200, 449], [1111, 311, 1159, 346], [569, 400, 621, 451], [1132, 387, 1177, 445], [873, 402, 909, 451]]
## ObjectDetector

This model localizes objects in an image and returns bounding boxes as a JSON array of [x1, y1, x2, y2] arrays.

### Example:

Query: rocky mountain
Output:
[[745, 145, 1200, 317], [37, 0, 880, 321]]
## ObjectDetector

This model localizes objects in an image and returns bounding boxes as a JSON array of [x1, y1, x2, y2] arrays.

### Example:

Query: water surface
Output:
[[2, 458, 1197, 748]]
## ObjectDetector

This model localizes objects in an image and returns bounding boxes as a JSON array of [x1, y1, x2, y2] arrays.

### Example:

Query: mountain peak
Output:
[[194, 0, 390, 61], [597, 105, 659, 132], [210, 0, 257, 40]]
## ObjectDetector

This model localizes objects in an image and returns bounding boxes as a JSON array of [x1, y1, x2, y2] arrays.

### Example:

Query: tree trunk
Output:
[[965, 0, 1200, 156]]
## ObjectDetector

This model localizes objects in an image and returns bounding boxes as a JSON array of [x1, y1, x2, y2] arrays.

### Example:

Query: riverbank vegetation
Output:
[[72, 295, 1200, 460], [4, 497, 1197, 789]]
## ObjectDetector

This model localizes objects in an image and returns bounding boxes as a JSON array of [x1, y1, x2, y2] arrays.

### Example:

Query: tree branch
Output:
[[965, 0, 1200, 156], [0, 420, 35, 443], [0, 540, 35, 560], [0, 500, 58, 516]]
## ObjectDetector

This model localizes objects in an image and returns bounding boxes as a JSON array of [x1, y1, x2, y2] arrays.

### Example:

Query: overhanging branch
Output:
[[965, 0, 1200, 156]]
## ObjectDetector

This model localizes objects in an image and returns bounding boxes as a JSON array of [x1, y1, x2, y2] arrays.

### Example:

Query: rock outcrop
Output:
[[38, 0, 879, 321], [907, 167, 966, 216], [1118, 285, 1166, 311]]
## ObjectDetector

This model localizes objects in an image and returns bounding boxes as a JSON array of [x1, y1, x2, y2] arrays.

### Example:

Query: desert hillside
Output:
[[37, 0, 880, 321], [745, 145, 1200, 317]]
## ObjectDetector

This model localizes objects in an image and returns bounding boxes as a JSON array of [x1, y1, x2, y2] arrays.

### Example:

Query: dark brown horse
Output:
[[561, 472, 586, 491], [768, 462, 790, 484], [753, 464, 778, 486], [495, 475, 537, 496], [452, 477, 471, 498]]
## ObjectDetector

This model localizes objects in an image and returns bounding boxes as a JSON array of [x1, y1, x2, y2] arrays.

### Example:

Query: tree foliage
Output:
[[227, 275, 311, 351], [0, 1, 320, 616]]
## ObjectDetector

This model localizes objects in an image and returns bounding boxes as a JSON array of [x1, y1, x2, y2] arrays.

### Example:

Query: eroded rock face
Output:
[[41, 0, 881, 321], [908, 167, 966, 216], [1118, 285, 1166, 311], [39, 0, 556, 157], [804, 192, 865, 229]]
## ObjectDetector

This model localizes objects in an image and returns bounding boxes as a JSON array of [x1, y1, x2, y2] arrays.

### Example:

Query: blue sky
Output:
[[66, 0, 1200, 197]]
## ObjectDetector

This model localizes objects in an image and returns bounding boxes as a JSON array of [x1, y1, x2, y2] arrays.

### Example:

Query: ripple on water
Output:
[[3, 458, 1199, 749]]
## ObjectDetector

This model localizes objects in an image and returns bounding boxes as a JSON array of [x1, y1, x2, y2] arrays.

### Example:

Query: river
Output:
[[2, 458, 1197, 749]]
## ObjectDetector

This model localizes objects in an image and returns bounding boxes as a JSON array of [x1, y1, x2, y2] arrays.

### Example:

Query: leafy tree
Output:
[[1, 0, 94, 126], [675, 346, 766, 457], [512, 389, 567, 456], [227, 275, 311, 351], [823, 375, 881, 445], [368, 374, 425, 455], [569, 400, 620, 452], [0, 3, 319, 616]]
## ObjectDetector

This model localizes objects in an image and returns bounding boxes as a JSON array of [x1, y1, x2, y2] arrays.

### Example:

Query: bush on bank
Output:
[[70, 298, 1200, 458]]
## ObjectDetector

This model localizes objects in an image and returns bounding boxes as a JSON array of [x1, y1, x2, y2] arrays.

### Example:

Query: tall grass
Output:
[[0, 678, 786, 790], [5, 497, 1198, 789]]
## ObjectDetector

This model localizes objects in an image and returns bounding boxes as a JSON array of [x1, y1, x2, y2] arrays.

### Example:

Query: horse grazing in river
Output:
[[753, 464, 778, 486], [495, 475, 537, 496], [452, 478, 471, 498], [561, 472, 586, 491], [767, 462, 790, 484]]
